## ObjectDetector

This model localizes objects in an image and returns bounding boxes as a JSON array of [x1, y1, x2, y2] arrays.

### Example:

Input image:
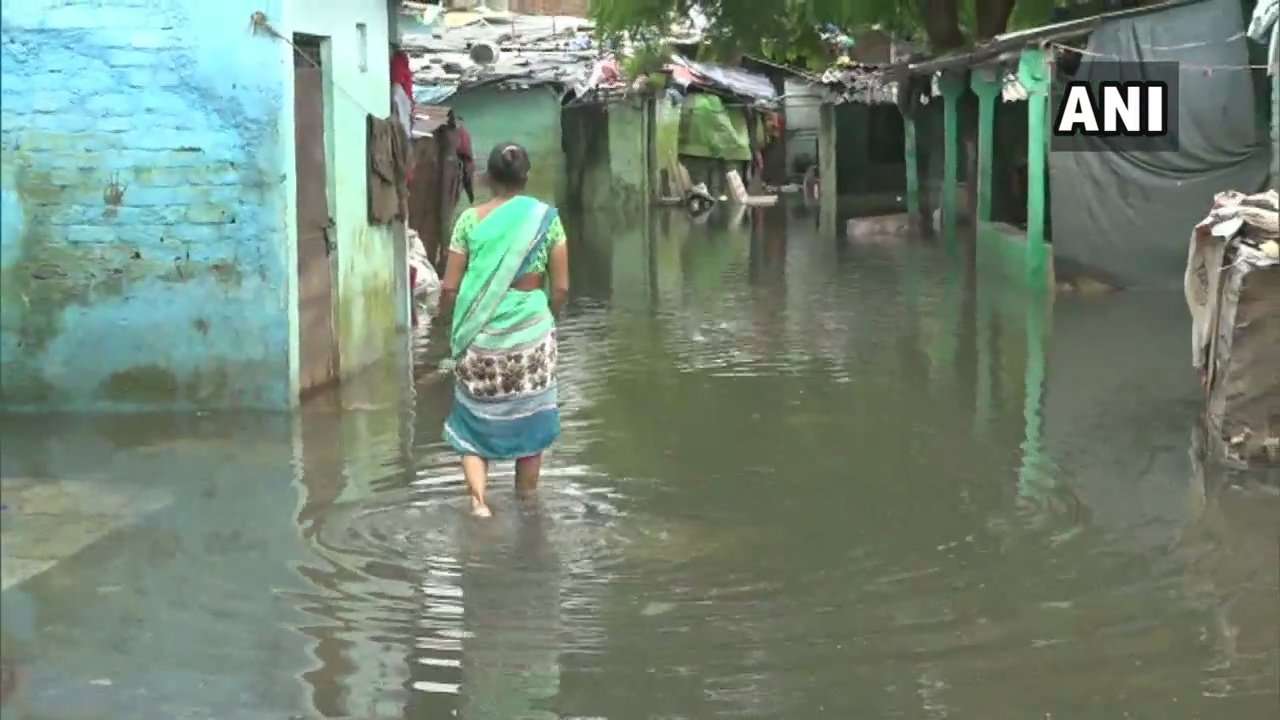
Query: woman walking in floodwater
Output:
[[438, 143, 570, 518]]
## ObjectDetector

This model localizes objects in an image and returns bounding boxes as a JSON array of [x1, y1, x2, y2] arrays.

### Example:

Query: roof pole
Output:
[[970, 66, 1001, 225], [1017, 47, 1051, 289], [902, 107, 920, 221], [818, 101, 839, 238], [938, 68, 967, 252]]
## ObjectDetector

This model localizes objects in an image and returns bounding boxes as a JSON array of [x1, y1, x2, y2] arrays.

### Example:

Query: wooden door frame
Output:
[[293, 33, 340, 400]]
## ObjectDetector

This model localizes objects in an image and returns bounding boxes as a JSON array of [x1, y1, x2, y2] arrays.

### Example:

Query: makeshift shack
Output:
[[400, 9, 599, 207], [562, 56, 653, 211], [1185, 189, 1280, 467], [666, 55, 779, 198], [740, 56, 821, 187]]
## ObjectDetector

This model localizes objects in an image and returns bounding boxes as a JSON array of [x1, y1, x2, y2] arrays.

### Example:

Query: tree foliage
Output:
[[591, 0, 1058, 67]]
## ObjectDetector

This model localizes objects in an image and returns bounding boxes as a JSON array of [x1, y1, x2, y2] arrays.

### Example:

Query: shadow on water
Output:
[[1, 199, 1276, 719]]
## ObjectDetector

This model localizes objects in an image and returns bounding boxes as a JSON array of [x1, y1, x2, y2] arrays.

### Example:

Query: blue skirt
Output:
[[443, 331, 561, 460]]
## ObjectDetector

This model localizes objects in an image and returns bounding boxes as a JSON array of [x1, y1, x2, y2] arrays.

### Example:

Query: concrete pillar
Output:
[[818, 101, 838, 238], [970, 66, 1001, 225], [1018, 48, 1052, 288], [903, 108, 920, 219], [938, 69, 967, 249]]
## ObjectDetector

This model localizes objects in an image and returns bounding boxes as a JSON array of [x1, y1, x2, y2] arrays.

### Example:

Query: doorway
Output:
[[293, 35, 339, 395]]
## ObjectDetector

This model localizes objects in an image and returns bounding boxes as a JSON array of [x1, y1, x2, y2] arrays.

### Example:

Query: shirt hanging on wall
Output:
[[367, 114, 409, 224]]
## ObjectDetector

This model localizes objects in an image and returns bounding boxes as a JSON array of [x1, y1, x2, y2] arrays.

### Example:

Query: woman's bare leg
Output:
[[515, 454, 543, 496], [462, 455, 491, 517]]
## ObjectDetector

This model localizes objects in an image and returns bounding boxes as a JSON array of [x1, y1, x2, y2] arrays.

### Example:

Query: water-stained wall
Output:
[[563, 98, 651, 211], [0, 0, 400, 411], [287, 0, 401, 386]]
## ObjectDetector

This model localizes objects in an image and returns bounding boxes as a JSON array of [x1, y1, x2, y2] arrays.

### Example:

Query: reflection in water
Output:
[[1183, 424, 1280, 701], [0, 201, 1276, 719], [457, 498, 562, 719]]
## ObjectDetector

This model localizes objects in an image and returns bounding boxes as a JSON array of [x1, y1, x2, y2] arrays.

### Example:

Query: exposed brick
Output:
[[64, 225, 120, 245], [47, 205, 97, 225], [85, 92, 134, 117], [29, 112, 94, 133], [124, 67, 178, 89], [32, 90, 73, 113], [95, 117, 135, 132], [185, 204, 235, 224], [129, 30, 176, 50], [139, 92, 188, 117], [108, 205, 185, 225], [104, 49, 152, 68], [121, 186, 181, 207], [185, 163, 242, 186], [123, 128, 200, 151]]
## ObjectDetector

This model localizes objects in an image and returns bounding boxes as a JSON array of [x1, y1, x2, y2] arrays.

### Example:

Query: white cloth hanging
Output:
[[1247, 0, 1279, 75]]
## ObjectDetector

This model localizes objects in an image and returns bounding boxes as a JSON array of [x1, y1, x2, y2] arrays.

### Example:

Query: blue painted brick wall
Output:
[[0, 0, 293, 410]]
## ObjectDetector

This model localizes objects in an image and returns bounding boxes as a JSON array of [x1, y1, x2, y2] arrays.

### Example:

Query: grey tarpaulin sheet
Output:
[[1049, 0, 1272, 288]]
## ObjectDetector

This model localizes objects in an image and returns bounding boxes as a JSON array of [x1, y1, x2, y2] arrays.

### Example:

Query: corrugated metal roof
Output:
[[400, 9, 600, 102], [819, 64, 904, 105], [669, 54, 778, 102]]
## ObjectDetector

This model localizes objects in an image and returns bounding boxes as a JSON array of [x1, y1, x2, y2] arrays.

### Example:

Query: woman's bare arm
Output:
[[438, 250, 468, 323], [548, 242, 569, 317]]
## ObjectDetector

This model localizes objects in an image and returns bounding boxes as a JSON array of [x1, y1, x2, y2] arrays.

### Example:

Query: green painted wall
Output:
[[562, 103, 610, 209], [606, 99, 650, 203], [287, 0, 401, 396], [564, 98, 651, 210], [449, 85, 566, 208], [654, 95, 682, 198], [834, 104, 906, 196], [818, 103, 838, 237]]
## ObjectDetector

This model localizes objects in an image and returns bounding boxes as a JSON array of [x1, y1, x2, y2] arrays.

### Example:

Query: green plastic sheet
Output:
[[679, 94, 752, 162]]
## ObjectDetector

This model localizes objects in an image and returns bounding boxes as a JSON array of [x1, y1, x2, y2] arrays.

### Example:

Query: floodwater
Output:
[[2, 202, 1277, 719]]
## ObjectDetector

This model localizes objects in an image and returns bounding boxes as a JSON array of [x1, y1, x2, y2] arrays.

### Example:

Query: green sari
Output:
[[444, 196, 562, 460]]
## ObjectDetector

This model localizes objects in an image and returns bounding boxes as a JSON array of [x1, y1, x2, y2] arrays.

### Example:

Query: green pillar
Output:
[[1018, 48, 1051, 287], [938, 68, 966, 248], [818, 101, 839, 238], [970, 66, 1001, 225], [903, 109, 920, 219]]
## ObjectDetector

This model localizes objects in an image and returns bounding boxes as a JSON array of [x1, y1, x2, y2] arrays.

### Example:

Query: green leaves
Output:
[[590, 0, 1061, 63]]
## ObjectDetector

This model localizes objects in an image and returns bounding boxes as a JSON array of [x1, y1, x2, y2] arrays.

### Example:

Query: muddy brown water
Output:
[[1, 203, 1276, 719]]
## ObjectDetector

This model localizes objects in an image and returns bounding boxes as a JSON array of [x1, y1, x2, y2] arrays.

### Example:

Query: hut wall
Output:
[[448, 84, 567, 207]]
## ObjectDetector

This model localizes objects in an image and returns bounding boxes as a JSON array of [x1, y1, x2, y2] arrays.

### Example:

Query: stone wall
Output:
[[0, 0, 292, 410], [0, 0, 400, 411]]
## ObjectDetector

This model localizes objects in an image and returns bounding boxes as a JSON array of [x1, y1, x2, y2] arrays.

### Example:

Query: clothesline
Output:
[[1147, 31, 1246, 51], [250, 11, 385, 118], [1049, 42, 1274, 72]]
